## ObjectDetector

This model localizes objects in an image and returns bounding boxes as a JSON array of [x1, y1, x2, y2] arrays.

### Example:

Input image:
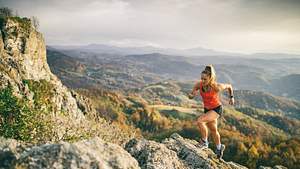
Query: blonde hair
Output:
[[201, 64, 218, 91]]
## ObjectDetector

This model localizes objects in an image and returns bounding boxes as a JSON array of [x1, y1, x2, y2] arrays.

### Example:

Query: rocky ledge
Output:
[[0, 133, 288, 169], [125, 133, 247, 169], [2, 133, 244, 169]]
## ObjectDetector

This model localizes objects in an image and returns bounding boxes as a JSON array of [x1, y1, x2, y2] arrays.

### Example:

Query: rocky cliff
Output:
[[0, 17, 89, 119]]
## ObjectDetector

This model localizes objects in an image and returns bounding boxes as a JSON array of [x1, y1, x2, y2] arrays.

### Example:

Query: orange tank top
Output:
[[199, 82, 221, 110]]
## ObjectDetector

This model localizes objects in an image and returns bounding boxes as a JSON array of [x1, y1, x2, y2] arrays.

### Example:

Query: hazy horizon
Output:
[[1, 0, 300, 55]]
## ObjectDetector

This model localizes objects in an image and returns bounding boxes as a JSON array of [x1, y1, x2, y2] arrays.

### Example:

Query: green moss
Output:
[[23, 79, 55, 111], [0, 85, 54, 143]]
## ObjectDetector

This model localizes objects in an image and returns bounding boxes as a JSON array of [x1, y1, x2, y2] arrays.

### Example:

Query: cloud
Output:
[[1, 0, 299, 53]]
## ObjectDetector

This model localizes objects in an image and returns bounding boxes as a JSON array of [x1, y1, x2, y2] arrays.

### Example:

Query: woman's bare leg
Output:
[[197, 121, 208, 140], [207, 118, 220, 145], [197, 110, 219, 141]]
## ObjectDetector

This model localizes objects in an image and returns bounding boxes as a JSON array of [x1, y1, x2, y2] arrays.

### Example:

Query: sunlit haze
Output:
[[1, 0, 300, 54]]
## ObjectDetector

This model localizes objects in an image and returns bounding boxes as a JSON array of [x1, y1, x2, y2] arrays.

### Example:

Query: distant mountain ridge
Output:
[[234, 90, 300, 119], [270, 74, 300, 101], [50, 44, 300, 59], [51, 44, 239, 56]]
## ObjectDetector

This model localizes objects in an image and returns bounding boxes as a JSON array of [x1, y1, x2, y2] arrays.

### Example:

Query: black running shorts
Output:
[[204, 105, 223, 116]]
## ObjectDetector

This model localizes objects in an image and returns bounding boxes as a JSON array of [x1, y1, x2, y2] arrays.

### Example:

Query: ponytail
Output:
[[202, 64, 218, 91]]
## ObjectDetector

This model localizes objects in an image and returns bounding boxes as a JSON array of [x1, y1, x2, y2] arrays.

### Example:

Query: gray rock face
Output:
[[125, 133, 248, 169], [0, 137, 29, 169], [125, 139, 187, 169], [1, 134, 288, 169], [15, 137, 140, 169], [0, 17, 88, 120], [258, 166, 288, 169]]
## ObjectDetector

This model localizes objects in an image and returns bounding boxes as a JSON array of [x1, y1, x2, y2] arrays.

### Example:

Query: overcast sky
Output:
[[1, 0, 300, 54]]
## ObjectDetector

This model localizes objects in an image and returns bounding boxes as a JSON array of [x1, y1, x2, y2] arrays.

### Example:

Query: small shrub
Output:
[[23, 79, 54, 111], [0, 86, 54, 143]]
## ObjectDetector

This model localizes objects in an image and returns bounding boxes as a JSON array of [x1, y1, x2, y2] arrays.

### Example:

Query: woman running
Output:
[[188, 65, 234, 159]]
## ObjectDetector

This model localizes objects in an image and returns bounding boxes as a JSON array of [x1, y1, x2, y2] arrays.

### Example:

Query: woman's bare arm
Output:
[[217, 83, 233, 95], [188, 81, 200, 99], [217, 83, 234, 105]]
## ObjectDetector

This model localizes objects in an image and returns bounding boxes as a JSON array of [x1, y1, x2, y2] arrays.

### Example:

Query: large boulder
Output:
[[0, 137, 30, 169], [125, 139, 187, 169], [125, 133, 248, 169], [258, 166, 288, 169], [15, 137, 140, 169]]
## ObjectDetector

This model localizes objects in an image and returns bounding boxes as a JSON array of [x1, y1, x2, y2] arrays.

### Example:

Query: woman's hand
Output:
[[229, 97, 235, 105], [188, 93, 195, 99]]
